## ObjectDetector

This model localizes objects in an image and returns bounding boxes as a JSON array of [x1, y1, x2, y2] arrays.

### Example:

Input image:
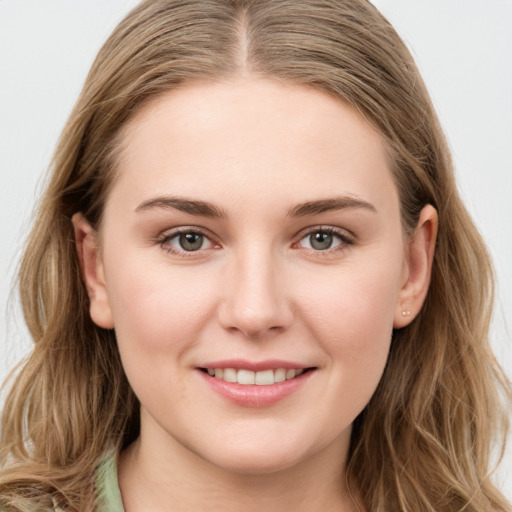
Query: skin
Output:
[[74, 78, 437, 511]]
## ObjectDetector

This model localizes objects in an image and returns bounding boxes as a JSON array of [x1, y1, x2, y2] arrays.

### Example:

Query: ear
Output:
[[393, 205, 438, 328], [72, 213, 114, 329]]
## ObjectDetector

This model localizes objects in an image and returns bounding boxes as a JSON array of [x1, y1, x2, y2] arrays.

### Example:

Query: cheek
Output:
[[103, 256, 224, 418], [103, 253, 217, 368], [297, 253, 402, 388], [302, 256, 400, 330]]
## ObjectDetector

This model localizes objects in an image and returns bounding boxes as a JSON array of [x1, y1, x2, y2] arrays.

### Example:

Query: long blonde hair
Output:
[[1, 1, 510, 510]]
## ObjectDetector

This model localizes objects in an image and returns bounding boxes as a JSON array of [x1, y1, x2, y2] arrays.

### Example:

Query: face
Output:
[[77, 78, 434, 476]]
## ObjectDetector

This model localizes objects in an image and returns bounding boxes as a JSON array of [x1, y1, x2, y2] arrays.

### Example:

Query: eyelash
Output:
[[154, 225, 355, 258]]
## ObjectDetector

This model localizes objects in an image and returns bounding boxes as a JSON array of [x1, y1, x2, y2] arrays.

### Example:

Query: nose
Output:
[[217, 248, 294, 338]]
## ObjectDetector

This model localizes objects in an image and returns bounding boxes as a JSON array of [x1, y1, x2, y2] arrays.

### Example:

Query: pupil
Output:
[[310, 231, 332, 250], [179, 233, 203, 251]]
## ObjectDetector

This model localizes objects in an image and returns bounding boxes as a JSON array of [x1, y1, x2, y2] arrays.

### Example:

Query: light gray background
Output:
[[1, 0, 511, 498]]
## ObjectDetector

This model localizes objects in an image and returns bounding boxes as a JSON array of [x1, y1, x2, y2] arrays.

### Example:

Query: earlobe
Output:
[[71, 213, 114, 329], [393, 205, 438, 328]]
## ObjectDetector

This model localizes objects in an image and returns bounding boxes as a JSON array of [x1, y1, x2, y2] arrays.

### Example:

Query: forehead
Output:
[[110, 78, 398, 217]]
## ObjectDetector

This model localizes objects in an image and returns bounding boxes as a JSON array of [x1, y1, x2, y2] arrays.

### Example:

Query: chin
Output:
[[187, 429, 330, 477], [206, 448, 306, 476]]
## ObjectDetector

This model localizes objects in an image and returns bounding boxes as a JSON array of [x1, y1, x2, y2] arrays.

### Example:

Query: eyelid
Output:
[[295, 224, 355, 241]]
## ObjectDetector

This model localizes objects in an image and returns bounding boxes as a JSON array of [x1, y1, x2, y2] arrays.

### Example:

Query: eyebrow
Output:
[[135, 196, 227, 218], [287, 196, 377, 217], [135, 194, 377, 219]]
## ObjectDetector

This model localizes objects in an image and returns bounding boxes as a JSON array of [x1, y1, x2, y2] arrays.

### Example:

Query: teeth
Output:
[[206, 367, 307, 385], [255, 369, 274, 385], [237, 369, 255, 385], [222, 368, 237, 383], [274, 368, 286, 383]]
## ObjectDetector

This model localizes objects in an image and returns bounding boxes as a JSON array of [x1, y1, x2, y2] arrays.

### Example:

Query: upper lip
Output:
[[197, 359, 314, 372]]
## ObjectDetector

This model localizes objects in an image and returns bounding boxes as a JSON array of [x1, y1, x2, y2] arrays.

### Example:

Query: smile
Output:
[[196, 359, 316, 407], [202, 367, 306, 386]]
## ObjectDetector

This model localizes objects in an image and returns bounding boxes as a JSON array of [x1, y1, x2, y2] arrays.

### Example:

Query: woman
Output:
[[1, 1, 510, 510]]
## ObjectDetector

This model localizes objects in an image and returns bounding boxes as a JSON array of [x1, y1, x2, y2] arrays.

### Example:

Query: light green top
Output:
[[50, 454, 123, 511], [95, 453, 124, 512]]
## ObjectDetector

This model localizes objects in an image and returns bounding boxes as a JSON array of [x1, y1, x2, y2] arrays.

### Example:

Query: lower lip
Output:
[[197, 369, 314, 407]]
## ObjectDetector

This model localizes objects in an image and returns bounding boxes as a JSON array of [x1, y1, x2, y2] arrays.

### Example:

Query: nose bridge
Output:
[[219, 242, 292, 337]]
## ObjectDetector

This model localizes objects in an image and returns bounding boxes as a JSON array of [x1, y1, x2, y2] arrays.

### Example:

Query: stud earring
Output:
[[401, 310, 412, 317]]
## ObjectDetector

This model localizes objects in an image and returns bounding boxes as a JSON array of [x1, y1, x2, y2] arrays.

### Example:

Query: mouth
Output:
[[198, 367, 315, 386], [196, 360, 317, 406]]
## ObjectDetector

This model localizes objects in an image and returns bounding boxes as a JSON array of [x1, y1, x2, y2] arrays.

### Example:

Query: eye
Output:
[[297, 228, 352, 251], [158, 229, 218, 254]]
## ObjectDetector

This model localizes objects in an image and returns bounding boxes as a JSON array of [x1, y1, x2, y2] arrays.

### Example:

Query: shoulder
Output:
[[48, 453, 123, 512], [95, 452, 124, 512]]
